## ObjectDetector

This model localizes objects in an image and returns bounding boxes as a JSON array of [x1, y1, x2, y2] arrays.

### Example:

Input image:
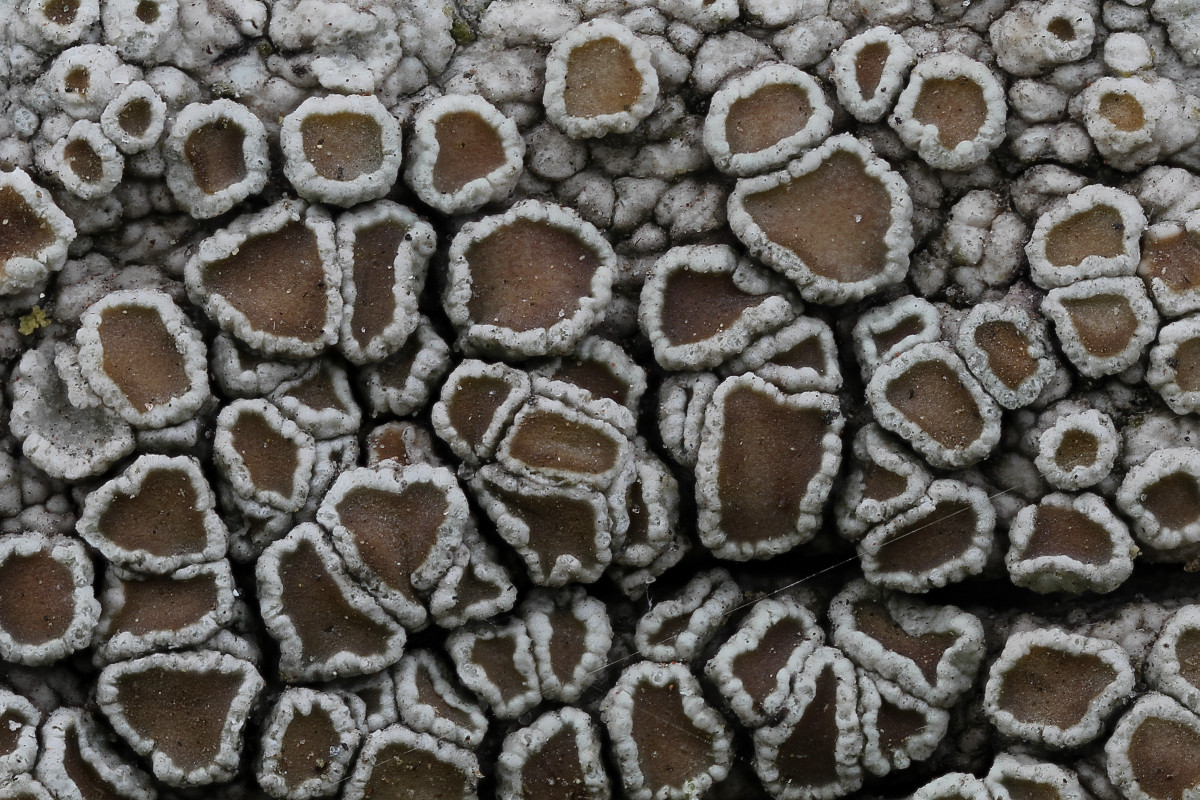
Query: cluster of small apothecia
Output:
[[7, 0, 1200, 799]]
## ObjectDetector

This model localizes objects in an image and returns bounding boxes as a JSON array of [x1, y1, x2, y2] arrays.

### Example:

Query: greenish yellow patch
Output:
[[18, 305, 49, 335]]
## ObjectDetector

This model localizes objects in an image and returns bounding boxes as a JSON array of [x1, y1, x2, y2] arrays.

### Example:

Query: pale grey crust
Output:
[[1105, 693, 1200, 800], [1025, 185, 1146, 289], [1006, 492, 1135, 595], [0, 688, 41, 776], [639, 244, 797, 371], [256, 688, 362, 800], [405, 93, 525, 214], [431, 359, 532, 466], [858, 672, 948, 777], [77, 454, 228, 573], [214, 398, 316, 513], [835, 423, 931, 543], [522, 587, 613, 704], [752, 647, 864, 800], [256, 523, 407, 682], [986, 753, 1090, 800], [1042, 276, 1160, 378], [705, 593, 824, 728], [890, 53, 1008, 171], [443, 200, 616, 358], [866, 341, 1003, 469], [75, 289, 211, 429], [728, 133, 914, 305], [0, 775, 53, 800], [497, 707, 611, 800], [36, 708, 156, 800], [359, 317, 452, 418], [165, 99, 269, 219], [96, 650, 265, 787], [983, 628, 1135, 748], [601, 661, 732, 800], [912, 773, 993, 800], [446, 617, 542, 719], [317, 463, 467, 629], [829, 579, 986, 708], [93, 561, 237, 664], [343, 725, 478, 800], [269, 362, 361, 440], [470, 464, 614, 586], [281, 94, 402, 207], [858, 479, 997, 592], [1117, 447, 1200, 555], [831, 26, 915, 123], [1034, 409, 1120, 490], [1149, 315, 1200, 414], [722, 316, 843, 394], [853, 296, 942, 381], [703, 63, 834, 176], [1146, 606, 1200, 714], [634, 568, 742, 663], [393, 649, 488, 749], [990, 0, 1096, 77], [543, 19, 659, 139], [0, 533, 99, 666], [0, 168, 75, 295], [956, 301, 1057, 409], [336, 201, 436, 365], [694, 374, 843, 560], [185, 199, 342, 359], [8, 343, 131, 482]]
